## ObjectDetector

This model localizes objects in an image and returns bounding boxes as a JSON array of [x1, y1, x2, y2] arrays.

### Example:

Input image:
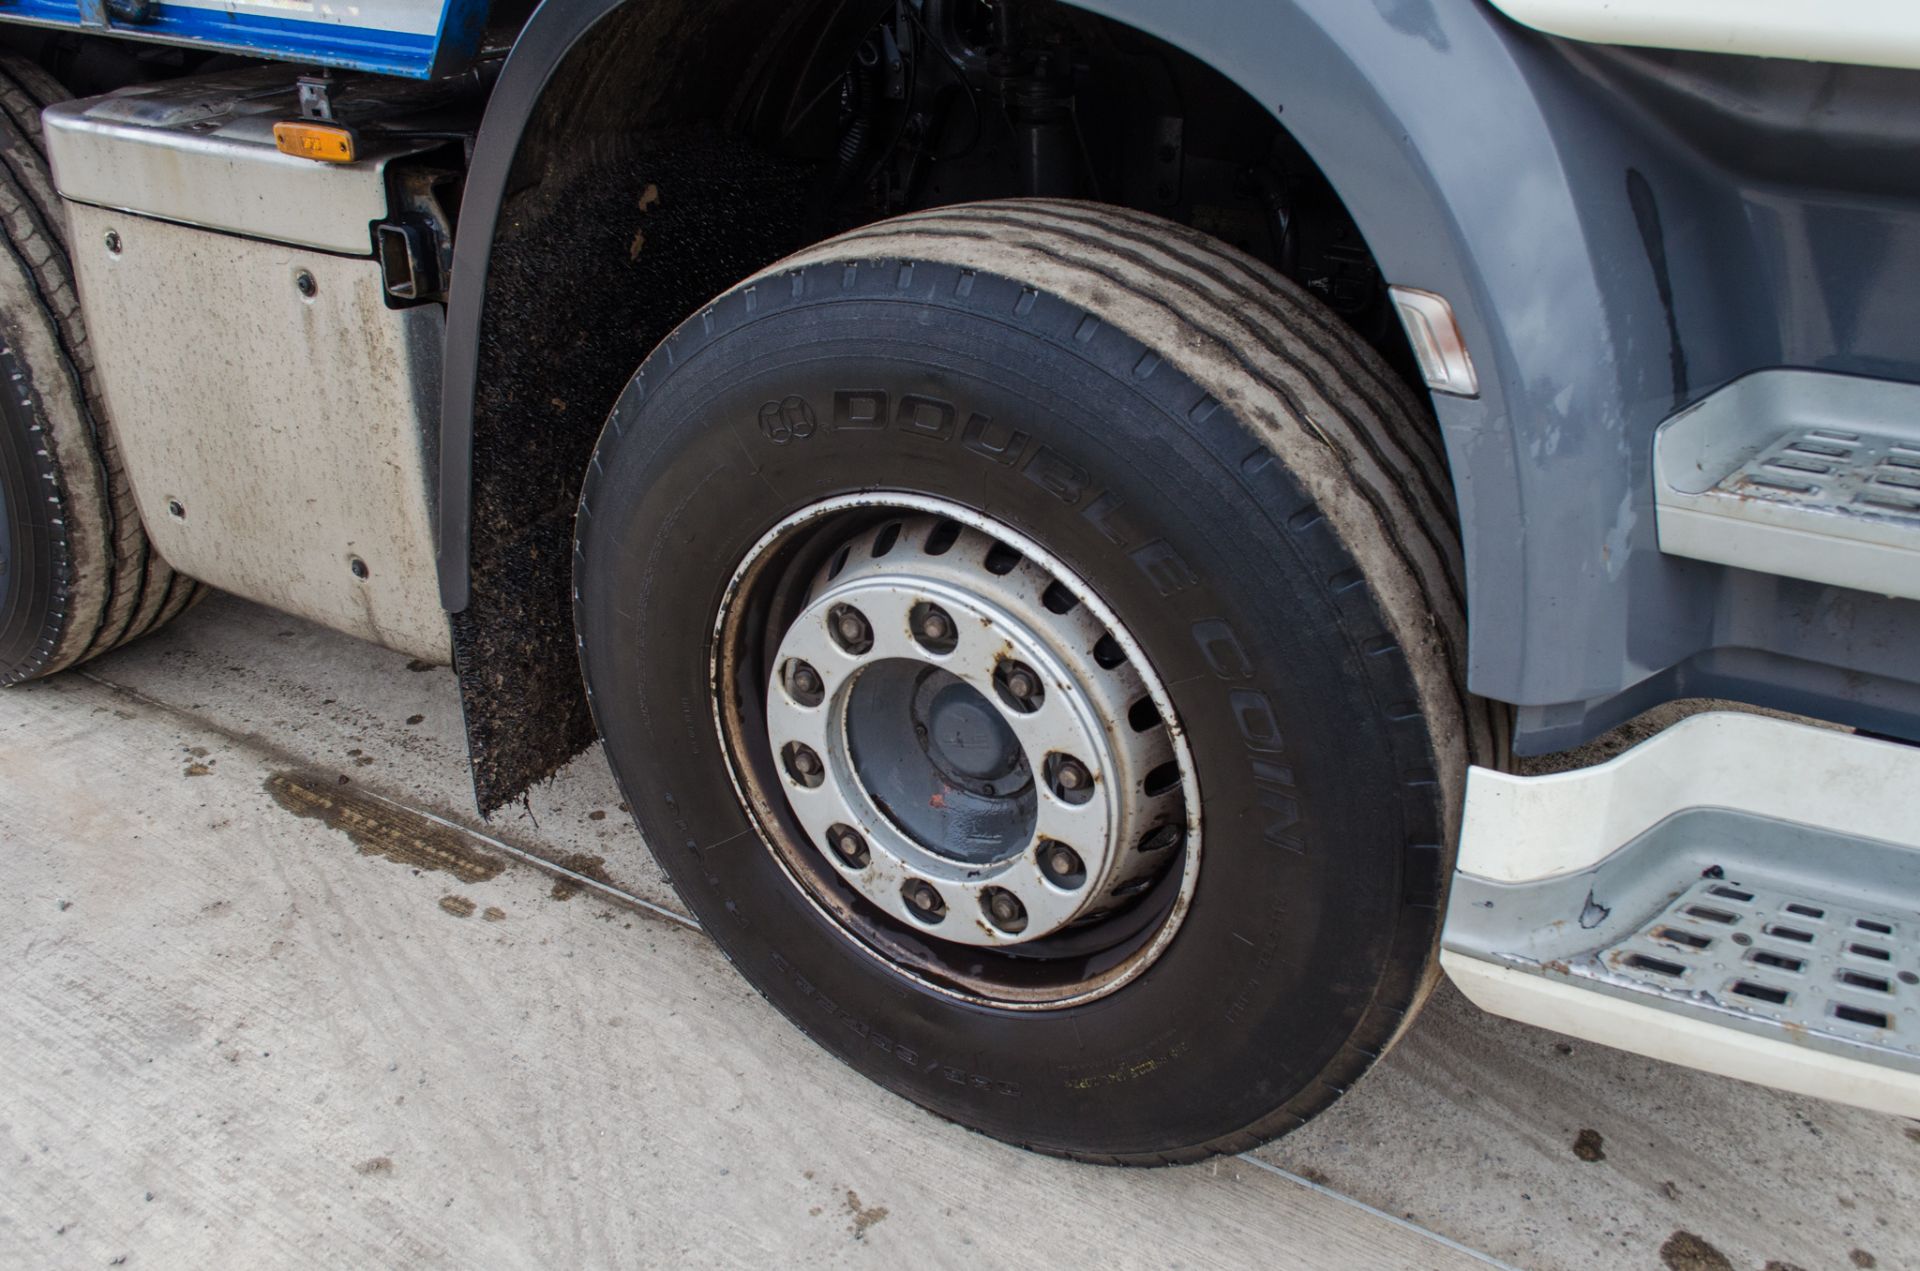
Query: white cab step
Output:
[[1655, 370, 1920, 600], [1441, 712, 1920, 1118]]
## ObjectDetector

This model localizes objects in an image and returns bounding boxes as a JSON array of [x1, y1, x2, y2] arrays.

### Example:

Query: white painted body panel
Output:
[[1486, 0, 1920, 72], [1445, 955, 1920, 1119], [1455, 712, 1920, 884], [169, 0, 444, 36]]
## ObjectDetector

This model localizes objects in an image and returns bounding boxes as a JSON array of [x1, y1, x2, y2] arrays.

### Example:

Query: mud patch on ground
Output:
[[844, 1189, 888, 1240], [266, 772, 505, 884], [354, 1156, 394, 1176], [439, 895, 477, 918], [1572, 1128, 1606, 1162], [1660, 1231, 1731, 1271], [483, 906, 506, 922], [548, 853, 614, 901]]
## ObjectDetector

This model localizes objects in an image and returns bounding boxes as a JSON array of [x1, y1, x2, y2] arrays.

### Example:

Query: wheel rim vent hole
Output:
[[1137, 823, 1182, 854], [924, 519, 961, 556], [1092, 634, 1126, 669], [1127, 696, 1161, 733], [1041, 581, 1078, 614], [1143, 760, 1181, 799], [827, 545, 853, 581], [983, 543, 1022, 575], [872, 521, 902, 558]]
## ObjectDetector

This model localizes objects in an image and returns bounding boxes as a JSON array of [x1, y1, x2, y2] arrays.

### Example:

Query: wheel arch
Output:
[[439, 0, 1671, 808]]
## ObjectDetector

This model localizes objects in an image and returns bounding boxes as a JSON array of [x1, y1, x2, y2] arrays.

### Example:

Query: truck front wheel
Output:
[[573, 201, 1488, 1162]]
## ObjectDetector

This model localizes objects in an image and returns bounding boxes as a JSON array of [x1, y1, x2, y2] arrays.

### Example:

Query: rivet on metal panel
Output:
[[166, 499, 185, 520], [349, 556, 369, 580], [296, 270, 318, 299], [103, 229, 121, 256]]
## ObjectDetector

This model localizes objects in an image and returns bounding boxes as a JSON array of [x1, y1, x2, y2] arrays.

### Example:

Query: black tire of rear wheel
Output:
[[0, 54, 200, 686], [575, 204, 1480, 1164]]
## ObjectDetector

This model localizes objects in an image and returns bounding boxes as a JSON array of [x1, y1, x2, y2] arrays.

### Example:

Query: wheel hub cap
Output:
[[763, 514, 1183, 948]]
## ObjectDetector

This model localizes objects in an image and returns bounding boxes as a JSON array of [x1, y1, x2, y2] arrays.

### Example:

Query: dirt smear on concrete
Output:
[[548, 853, 613, 901], [1661, 1231, 1731, 1271], [266, 772, 505, 884]]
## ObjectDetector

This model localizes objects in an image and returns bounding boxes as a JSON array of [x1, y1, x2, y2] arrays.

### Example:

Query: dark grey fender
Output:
[[439, 0, 1920, 747]]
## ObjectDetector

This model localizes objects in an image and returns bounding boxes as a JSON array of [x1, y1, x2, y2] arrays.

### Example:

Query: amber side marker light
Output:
[[273, 120, 357, 163]]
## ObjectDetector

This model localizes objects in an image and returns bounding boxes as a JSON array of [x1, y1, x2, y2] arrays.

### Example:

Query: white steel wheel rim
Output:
[[711, 494, 1203, 1009]]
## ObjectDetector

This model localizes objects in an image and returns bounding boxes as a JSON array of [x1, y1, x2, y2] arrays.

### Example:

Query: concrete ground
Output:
[[2, 593, 1916, 1270]]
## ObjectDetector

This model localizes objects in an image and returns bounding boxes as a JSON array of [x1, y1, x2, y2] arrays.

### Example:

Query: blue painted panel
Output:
[[0, 0, 490, 78]]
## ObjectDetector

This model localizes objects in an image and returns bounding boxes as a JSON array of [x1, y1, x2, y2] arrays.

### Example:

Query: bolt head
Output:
[[1041, 841, 1084, 886], [1057, 762, 1085, 789], [904, 880, 943, 917], [828, 826, 869, 869], [838, 615, 863, 640], [793, 750, 818, 775], [1007, 672, 1035, 699], [921, 613, 948, 639]]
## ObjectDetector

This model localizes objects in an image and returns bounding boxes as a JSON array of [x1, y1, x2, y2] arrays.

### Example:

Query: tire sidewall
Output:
[[0, 335, 61, 681]]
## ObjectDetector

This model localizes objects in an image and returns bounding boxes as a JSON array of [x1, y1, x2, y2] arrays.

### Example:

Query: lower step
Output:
[[1441, 711, 1920, 1118], [1654, 368, 1920, 600]]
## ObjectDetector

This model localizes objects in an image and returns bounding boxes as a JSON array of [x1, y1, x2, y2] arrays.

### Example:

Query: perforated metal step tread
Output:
[[1590, 876, 1916, 1068], [1721, 427, 1920, 531], [1654, 370, 1920, 600]]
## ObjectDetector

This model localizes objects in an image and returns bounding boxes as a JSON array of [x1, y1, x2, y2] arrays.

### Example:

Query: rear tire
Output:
[[575, 200, 1491, 1162], [0, 54, 199, 686]]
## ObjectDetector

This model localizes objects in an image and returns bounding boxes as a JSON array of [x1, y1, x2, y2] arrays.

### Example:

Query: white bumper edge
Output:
[[1443, 952, 1920, 1119], [1484, 0, 1920, 74]]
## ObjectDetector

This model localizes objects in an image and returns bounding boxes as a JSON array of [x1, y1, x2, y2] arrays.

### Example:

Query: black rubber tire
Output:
[[0, 54, 200, 686], [574, 200, 1496, 1163]]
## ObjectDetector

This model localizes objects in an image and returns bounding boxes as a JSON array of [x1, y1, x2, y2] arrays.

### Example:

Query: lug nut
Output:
[[1039, 840, 1085, 888], [828, 604, 873, 655], [1047, 754, 1093, 803], [786, 660, 824, 707], [826, 824, 869, 869], [782, 741, 824, 788], [909, 601, 957, 655], [993, 660, 1045, 714], [981, 887, 1028, 934], [903, 879, 946, 921]]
